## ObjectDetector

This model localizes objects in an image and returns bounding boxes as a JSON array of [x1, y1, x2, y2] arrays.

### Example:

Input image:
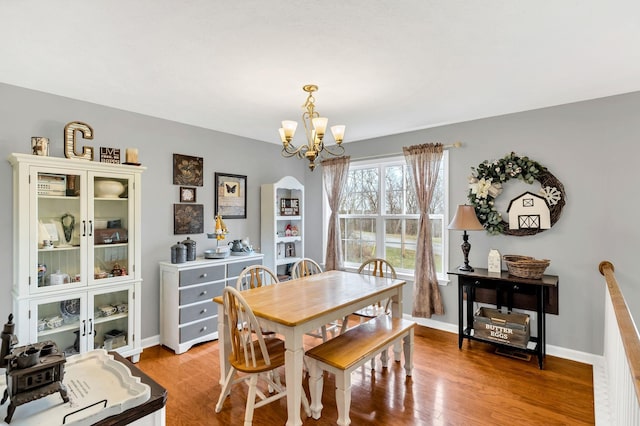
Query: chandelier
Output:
[[279, 84, 346, 171]]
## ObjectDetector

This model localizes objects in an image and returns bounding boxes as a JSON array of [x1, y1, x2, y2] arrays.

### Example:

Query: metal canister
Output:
[[171, 241, 187, 264], [181, 237, 196, 261]]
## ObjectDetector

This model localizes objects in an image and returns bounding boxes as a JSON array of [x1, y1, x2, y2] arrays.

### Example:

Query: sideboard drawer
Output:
[[180, 300, 216, 324], [227, 259, 262, 277], [180, 317, 216, 344], [179, 265, 225, 286], [180, 281, 225, 305]]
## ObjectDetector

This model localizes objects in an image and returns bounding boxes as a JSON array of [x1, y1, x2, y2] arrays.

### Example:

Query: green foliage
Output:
[[468, 152, 546, 235]]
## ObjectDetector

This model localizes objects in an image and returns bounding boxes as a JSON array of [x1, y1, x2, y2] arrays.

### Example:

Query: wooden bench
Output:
[[305, 315, 415, 426]]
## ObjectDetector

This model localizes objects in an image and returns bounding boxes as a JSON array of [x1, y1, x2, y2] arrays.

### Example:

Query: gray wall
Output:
[[305, 91, 640, 355], [0, 82, 306, 340], [2, 82, 638, 356]]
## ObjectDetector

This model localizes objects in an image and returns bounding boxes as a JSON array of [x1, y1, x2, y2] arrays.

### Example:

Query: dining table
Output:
[[213, 269, 406, 426]]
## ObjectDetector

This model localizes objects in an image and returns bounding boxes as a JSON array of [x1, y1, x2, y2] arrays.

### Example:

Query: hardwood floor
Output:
[[136, 326, 595, 425]]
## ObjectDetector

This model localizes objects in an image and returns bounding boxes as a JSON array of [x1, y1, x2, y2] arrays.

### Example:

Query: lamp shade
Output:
[[448, 205, 484, 231]]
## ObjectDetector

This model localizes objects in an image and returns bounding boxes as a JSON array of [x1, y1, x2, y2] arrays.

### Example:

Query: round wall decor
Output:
[[468, 152, 565, 236]]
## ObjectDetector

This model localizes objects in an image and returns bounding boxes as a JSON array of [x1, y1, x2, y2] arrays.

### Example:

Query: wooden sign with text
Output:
[[100, 147, 121, 164]]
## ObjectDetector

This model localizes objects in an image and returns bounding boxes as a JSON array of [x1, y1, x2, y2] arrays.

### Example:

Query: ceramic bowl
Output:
[[94, 180, 125, 198]]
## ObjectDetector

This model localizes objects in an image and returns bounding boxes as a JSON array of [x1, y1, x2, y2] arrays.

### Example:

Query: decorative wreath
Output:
[[468, 152, 566, 236]]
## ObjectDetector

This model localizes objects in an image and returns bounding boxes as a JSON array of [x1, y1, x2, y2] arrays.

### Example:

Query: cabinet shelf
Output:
[[277, 257, 301, 266], [276, 236, 302, 243], [94, 312, 128, 324], [38, 195, 80, 200], [277, 215, 301, 221], [39, 245, 80, 252], [95, 242, 128, 248], [464, 328, 539, 352], [38, 323, 78, 337]]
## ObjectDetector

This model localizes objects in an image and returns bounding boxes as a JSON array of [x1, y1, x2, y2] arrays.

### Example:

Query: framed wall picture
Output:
[[214, 172, 247, 219], [173, 204, 204, 234], [173, 153, 203, 186], [179, 187, 196, 203]]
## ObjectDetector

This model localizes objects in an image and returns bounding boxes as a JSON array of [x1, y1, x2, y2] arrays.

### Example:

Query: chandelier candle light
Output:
[[448, 204, 485, 271], [279, 84, 346, 171]]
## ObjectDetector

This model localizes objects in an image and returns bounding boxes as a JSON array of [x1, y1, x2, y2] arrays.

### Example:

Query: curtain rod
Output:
[[351, 141, 462, 162]]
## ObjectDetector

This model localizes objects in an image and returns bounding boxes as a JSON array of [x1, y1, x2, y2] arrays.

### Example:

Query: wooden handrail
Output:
[[599, 260, 640, 404]]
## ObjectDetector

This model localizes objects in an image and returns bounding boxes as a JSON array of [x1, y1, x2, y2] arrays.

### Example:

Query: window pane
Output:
[[430, 215, 443, 274], [340, 168, 379, 214], [430, 165, 445, 214], [384, 166, 403, 214], [341, 218, 376, 265], [385, 219, 417, 270], [405, 170, 418, 215]]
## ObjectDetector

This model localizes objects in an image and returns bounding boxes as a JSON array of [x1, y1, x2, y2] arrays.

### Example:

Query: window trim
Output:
[[322, 153, 450, 283]]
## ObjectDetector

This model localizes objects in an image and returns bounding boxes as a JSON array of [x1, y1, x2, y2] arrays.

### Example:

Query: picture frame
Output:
[[280, 198, 300, 216], [173, 204, 204, 234], [284, 242, 296, 258], [173, 153, 203, 186], [214, 172, 247, 219], [179, 186, 196, 203]]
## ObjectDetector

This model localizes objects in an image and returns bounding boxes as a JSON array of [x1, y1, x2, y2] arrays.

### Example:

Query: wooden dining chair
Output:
[[291, 258, 342, 342], [236, 264, 279, 291], [215, 286, 310, 425], [290, 258, 323, 279], [355, 258, 397, 318], [236, 265, 280, 338]]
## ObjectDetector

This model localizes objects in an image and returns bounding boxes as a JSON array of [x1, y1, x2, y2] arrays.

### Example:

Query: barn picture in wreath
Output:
[[467, 152, 565, 236]]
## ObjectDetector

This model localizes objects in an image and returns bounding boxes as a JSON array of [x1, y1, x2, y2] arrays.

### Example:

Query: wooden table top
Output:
[[213, 270, 405, 326]]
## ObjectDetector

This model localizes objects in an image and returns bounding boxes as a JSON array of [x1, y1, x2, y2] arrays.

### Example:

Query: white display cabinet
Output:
[[8, 153, 144, 361], [261, 176, 304, 279]]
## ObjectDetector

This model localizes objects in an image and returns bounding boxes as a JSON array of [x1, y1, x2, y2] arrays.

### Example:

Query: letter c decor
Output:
[[64, 121, 94, 160]]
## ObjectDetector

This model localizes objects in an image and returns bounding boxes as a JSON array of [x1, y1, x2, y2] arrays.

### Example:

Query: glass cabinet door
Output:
[[34, 169, 87, 292], [32, 294, 87, 356], [89, 173, 134, 285], [89, 287, 134, 352]]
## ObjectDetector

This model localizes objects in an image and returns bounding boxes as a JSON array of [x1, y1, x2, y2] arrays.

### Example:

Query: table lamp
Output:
[[448, 205, 484, 271]]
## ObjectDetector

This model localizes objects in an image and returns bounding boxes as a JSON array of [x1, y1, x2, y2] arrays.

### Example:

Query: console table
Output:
[[448, 268, 559, 369]]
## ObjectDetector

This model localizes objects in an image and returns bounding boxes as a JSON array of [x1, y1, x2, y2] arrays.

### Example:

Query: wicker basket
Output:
[[503, 255, 550, 279]]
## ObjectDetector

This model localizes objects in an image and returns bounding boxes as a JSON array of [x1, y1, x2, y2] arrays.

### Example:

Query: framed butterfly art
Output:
[[214, 172, 247, 219]]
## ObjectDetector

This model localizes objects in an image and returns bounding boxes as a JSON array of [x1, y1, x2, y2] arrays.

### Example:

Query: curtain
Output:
[[403, 143, 444, 317], [321, 156, 350, 270]]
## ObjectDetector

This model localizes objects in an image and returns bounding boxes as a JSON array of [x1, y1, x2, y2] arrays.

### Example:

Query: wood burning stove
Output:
[[1, 314, 68, 424]]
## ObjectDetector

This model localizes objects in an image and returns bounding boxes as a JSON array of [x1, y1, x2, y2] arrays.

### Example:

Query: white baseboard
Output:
[[141, 335, 161, 349]]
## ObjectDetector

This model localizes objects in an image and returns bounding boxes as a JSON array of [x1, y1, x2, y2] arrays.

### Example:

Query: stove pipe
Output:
[[1, 313, 18, 368]]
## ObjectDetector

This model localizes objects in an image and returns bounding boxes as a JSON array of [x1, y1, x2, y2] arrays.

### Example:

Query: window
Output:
[[336, 154, 448, 279]]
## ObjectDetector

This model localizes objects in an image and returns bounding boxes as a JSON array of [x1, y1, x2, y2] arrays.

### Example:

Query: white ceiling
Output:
[[2, 1, 639, 144]]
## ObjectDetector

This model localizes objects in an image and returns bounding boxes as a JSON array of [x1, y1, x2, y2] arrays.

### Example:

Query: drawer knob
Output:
[[201, 273, 207, 278], [201, 308, 207, 314], [201, 326, 207, 332], [201, 290, 207, 295]]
